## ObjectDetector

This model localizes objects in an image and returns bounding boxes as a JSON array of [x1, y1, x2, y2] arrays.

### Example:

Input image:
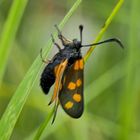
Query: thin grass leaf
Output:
[[0, 0, 82, 139], [117, 0, 140, 140], [0, 0, 28, 83], [84, 0, 124, 62], [33, 109, 54, 140]]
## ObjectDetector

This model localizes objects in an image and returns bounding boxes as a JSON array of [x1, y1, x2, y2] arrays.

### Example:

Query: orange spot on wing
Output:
[[74, 59, 84, 70], [73, 93, 81, 102], [76, 79, 82, 87], [74, 61, 79, 70], [79, 59, 84, 69], [65, 101, 73, 109], [68, 82, 76, 90]]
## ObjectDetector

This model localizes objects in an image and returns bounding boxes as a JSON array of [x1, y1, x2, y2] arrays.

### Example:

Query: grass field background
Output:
[[0, 0, 140, 140]]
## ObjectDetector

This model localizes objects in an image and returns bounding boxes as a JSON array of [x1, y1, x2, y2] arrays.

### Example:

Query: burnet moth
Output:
[[40, 25, 123, 123]]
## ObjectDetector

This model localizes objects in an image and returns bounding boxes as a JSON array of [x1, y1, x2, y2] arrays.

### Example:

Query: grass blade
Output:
[[33, 109, 54, 140], [117, 0, 140, 140], [0, 0, 28, 83], [84, 0, 124, 62], [0, 0, 82, 139]]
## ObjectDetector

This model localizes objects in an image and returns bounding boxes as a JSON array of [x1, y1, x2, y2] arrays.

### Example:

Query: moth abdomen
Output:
[[40, 64, 55, 94]]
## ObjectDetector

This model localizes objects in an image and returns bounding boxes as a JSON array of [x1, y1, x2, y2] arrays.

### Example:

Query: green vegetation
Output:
[[0, 0, 140, 140]]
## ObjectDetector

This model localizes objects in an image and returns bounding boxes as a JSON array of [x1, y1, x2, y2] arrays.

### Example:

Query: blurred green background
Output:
[[0, 0, 140, 140]]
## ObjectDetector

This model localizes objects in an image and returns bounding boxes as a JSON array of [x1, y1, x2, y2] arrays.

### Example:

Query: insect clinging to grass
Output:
[[40, 24, 123, 123]]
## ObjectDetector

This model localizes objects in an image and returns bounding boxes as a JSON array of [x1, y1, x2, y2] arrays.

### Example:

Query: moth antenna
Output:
[[82, 38, 124, 49], [40, 48, 43, 59], [51, 102, 59, 124], [51, 34, 61, 51], [79, 25, 83, 44]]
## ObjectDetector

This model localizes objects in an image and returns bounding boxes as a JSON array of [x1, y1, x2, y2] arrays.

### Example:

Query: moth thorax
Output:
[[73, 39, 81, 48]]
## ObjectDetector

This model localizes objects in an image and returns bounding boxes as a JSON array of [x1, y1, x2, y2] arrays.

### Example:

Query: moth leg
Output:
[[40, 48, 51, 63], [51, 100, 59, 124], [54, 24, 72, 46], [59, 35, 72, 46], [48, 59, 68, 105], [51, 34, 61, 51]]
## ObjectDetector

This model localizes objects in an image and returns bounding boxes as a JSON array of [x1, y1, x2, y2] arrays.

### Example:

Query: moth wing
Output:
[[59, 58, 84, 118], [49, 59, 68, 105], [50, 59, 68, 123]]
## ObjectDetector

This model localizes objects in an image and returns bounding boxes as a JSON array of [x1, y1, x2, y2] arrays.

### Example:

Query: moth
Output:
[[40, 25, 123, 123]]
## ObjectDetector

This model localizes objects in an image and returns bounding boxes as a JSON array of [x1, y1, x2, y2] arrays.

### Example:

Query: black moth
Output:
[[40, 25, 123, 123]]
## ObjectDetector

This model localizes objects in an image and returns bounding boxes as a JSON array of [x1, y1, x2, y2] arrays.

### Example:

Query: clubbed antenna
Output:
[[79, 25, 83, 44], [82, 38, 124, 49]]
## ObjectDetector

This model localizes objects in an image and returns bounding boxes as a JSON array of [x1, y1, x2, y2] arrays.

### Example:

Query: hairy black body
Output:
[[40, 44, 82, 94]]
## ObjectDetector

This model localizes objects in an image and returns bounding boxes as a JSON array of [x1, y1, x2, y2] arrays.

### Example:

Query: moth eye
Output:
[[73, 93, 81, 102], [64, 101, 74, 109]]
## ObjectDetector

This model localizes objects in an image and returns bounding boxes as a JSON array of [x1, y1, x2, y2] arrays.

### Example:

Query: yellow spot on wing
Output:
[[74, 59, 84, 70], [65, 101, 73, 109], [68, 82, 76, 90], [74, 61, 79, 70], [76, 79, 82, 87], [79, 59, 84, 69], [73, 93, 81, 102]]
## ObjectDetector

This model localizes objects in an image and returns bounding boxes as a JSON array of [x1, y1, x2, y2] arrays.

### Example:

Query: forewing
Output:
[[50, 59, 68, 123], [59, 58, 84, 118], [49, 59, 68, 105]]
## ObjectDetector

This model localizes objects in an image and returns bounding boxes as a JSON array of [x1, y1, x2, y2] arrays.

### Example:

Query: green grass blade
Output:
[[0, 0, 28, 83], [117, 0, 140, 140], [0, 0, 82, 139], [33, 109, 54, 140], [84, 0, 124, 62]]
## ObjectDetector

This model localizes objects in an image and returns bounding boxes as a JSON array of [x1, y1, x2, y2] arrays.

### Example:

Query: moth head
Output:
[[78, 25, 124, 49], [73, 39, 81, 49]]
